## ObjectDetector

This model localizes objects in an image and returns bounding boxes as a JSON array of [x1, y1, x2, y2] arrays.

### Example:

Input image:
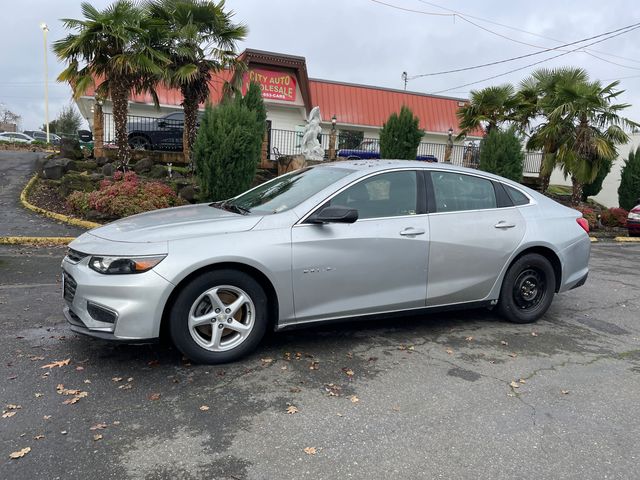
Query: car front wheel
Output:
[[169, 270, 268, 364], [498, 253, 556, 324]]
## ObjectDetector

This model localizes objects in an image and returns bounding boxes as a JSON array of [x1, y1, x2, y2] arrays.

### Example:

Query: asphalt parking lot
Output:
[[1, 242, 639, 480]]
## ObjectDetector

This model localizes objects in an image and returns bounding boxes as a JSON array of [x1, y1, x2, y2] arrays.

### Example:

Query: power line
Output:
[[583, 51, 640, 71], [430, 24, 640, 94], [368, 0, 454, 16], [415, 0, 640, 65], [408, 22, 640, 79]]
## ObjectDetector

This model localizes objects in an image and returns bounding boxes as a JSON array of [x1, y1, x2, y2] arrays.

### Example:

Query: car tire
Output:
[[169, 270, 268, 364], [497, 253, 556, 324], [128, 135, 151, 150]]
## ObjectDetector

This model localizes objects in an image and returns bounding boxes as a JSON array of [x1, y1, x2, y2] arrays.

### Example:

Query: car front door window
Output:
[[330, 171, 418, 219]]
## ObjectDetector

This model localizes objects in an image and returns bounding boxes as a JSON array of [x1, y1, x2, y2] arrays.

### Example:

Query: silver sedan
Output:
[[62, 160, 591, 364]]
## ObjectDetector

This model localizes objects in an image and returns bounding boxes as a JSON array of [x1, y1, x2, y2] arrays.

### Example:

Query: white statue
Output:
[[300, 106, 325, 161]]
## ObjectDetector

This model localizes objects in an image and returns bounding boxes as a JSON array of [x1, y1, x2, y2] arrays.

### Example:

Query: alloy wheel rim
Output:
[[187, 285, 255, 352], [513, 268, 545, 310], [130, 138, 148, 150]]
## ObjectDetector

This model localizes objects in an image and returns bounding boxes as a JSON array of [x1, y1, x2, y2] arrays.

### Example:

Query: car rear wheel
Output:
[[169, 270, 268, 364], [498, 253, 556, 324], [128, 135, 151, 150]]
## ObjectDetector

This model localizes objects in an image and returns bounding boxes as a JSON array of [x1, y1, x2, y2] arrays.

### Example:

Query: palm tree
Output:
[[456, 84, 517, 139], [525, 68, 636, 204], [147, 0, 247, 163], [54, 1, 168, 166]]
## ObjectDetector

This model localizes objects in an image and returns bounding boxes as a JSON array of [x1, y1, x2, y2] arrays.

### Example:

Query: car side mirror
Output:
[[307, 205, 358, 224]]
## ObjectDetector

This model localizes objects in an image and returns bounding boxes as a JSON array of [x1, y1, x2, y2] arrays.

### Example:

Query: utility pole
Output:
[[401, 71, 408, 91], [40, 23, 50, 144]]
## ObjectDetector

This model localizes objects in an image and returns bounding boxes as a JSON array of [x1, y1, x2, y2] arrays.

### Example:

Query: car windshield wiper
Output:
[[211, 201, 250, 215]]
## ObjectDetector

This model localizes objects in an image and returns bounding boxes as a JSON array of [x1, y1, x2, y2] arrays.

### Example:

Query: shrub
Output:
[[379, 106, 424, 159], [576, 206, 598, 229], [618, 146, 640, 210], [582, 157, 612, 201], [479, 127, 524, 182], [194, 83, 265, 201], [67, 171, 185, 218], [600, 207, 628, 227]]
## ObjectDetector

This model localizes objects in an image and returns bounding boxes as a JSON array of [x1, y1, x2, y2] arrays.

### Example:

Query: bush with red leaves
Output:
[[68, 171, 186, 218], [600, 207, 628, 227]]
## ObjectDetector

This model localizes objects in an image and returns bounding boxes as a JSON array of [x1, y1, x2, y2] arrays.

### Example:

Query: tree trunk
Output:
[[92, 102, 104, 157], [540, 173, 551, 193], [182, 91, 199, 165], [111, 82, 131, 168], [571, 176, 583, 206]]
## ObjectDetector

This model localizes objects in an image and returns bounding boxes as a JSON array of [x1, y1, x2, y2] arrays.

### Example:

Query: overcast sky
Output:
[[1, 0, 639, 132]]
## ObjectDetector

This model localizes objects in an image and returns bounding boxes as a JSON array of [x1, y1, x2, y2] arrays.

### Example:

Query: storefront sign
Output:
[[243, 69, 297, 102]]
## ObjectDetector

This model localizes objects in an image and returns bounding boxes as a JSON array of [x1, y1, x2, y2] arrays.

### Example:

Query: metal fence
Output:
[[269, 128, 331, 159], [103, 112, 185, 151]]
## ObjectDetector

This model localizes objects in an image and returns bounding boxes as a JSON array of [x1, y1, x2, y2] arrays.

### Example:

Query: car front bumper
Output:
[[61, 256, 174, 341]]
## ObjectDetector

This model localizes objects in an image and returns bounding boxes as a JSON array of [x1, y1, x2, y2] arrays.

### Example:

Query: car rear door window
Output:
[[331, 171, 418, 219], [431, 172, 497, 212], [504, 185, 531, 206]]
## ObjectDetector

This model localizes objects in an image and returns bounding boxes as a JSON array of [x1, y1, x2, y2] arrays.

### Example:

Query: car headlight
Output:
[[89, 255, 166, 274], [628, 212, 640, 221]]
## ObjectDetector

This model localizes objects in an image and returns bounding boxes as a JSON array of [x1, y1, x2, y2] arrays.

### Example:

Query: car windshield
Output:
[[218, 166, 354, 215]]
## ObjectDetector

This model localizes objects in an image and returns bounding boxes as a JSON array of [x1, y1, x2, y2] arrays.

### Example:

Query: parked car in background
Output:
[[62, 160, 590, 364], [628, 202, 640, 237], [127, 112, 203, 151], [338, 140, 438, 162], [23, 130, 62, 145], [0, 132, 35, 143]]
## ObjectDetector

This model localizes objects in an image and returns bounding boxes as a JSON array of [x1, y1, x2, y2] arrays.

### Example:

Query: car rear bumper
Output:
[[557, 235, 591, 293]]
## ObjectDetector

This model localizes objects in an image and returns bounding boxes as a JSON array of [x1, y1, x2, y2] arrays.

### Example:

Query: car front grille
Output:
[[66, 249, 89, 264], [62, 271, 77, 304]]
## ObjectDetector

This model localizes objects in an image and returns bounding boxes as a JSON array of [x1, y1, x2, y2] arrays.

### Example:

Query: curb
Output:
[[614, 236, 640, 243], [0, 237, 75, 245], [20, 174, 101, 230]]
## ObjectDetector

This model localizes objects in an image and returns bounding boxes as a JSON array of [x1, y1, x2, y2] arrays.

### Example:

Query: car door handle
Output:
[[494, 221, 516, 229], [399, 228, 425, 236]]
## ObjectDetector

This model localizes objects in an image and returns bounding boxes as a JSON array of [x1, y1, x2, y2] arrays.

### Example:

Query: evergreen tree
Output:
[[379, 106, 424, 159], [582, 157, 612, 201], [618, 146, 640, 210], [478, 127, 524, 182], [194, 84, 266, 201]]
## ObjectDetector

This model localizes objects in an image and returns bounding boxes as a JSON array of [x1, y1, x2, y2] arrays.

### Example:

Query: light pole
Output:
[[40, 22, 50, 144]]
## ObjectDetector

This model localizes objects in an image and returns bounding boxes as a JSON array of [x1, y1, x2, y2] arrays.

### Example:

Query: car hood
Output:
[[88, 203, 262, 243]]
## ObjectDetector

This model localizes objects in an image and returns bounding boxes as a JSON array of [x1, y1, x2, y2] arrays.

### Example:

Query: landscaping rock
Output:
[[68, 160, 98, 172], [42, 158, 76, 180], [35, 155, 50, 175], [94, 156, 111, 167], [89, 173, 105, 183], [171, 171, 185, 179], [59, 138, 84, 160], [59, 172, 96, 197], [148, 164, 167, 179], [102, 163, 115, 177], [133, 157, 154, 174], [178, 185, 196, 203]]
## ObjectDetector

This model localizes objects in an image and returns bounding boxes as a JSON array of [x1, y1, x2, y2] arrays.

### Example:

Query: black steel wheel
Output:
[[498, 253, 556, 324]]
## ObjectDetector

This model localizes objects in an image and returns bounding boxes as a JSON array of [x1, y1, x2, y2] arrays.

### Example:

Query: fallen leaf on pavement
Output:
[[148, 393, 161, 401], [465, 336, 474, 342], [199, 405, 210, 411], [309, 361, 319, 370], [43, 415, 51, 420], [75, 366, 84, 372], [118, 384, 132, 390], [289, 387, 301, 393], [90, 423, 108, 431], [303, 447, 317, 455], [41, 359, 70, 369], [261, 358, 274, 365], [286, 405, 299, 414], [500, 341, 508, 346], [531, 332, 538, 337], [93, 434, 103, 441], [34, 435, 44, 440], [111, 377, 123, 382], [509, 381, 520, 389], [35, 393, 44, 398], [349, 395, 359, 403], [29, 356, 45, 361], [445, 348, 453, 355], [561, 390, 570, 395], [324, 384, 341, 396], [342, 368, 354, 377], [2, 411, 16, 418], [519, 379, 526, 384], [508, 353, 518, 358], [6, 404, 22, 410], [9, 447, 31, 459]]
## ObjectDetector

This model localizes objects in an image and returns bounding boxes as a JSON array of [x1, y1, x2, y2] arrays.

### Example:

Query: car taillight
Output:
[[576, 217, 589, 233]]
